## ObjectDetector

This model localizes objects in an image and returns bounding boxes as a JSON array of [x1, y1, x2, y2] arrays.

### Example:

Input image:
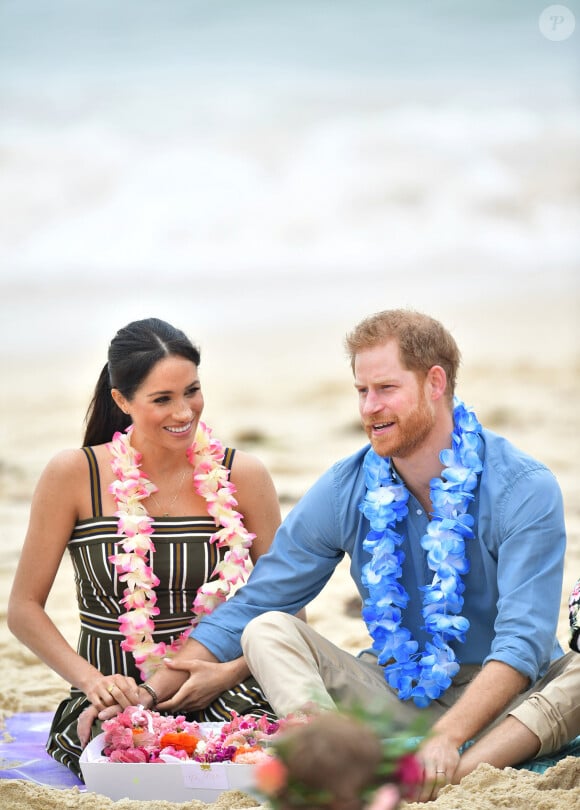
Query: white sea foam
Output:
[[0, 1, 578, 358]]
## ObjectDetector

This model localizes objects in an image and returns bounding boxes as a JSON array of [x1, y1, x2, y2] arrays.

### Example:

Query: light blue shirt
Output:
[[192, 429, 566, 684]]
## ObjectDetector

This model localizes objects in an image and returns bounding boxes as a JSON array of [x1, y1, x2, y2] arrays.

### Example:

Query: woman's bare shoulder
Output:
[[229, 448, 271, 481], [43, 447, 88, 474], [40, 444, 106, 483]]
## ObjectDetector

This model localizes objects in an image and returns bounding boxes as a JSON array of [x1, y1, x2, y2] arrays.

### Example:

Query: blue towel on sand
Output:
[[0, 712, 84, 790]]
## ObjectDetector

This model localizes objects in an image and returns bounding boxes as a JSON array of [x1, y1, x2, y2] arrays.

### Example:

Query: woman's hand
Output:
[[77, 674, 140, 746], [84, 673, 141, 715], [78, 705, 99, 749], [97, 682, 159, 722]]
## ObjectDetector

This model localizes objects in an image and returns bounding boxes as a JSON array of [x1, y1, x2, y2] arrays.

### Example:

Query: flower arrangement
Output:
[[254, 704, 425, 810], [99, 703, 424, 810], [100, 707, 301, 766]]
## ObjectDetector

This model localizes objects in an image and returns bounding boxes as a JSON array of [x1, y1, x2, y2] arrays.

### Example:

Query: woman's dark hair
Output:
[[83, 318, 201, 446]]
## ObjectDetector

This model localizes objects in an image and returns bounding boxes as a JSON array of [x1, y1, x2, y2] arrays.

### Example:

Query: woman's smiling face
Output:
[[114, 354, 204, 451]]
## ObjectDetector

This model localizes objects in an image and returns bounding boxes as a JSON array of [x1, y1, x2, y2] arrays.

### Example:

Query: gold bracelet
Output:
[[141, 682, 159, 707]]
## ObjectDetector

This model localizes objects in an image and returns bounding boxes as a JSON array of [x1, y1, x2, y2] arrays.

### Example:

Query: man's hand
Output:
[[410, 661, 529, 801], [156, 658, 239, 712], [413, 732, 461, 802]]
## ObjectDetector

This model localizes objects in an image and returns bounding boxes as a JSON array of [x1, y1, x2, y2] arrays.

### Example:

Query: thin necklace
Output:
[[148, 469, 188, 517]]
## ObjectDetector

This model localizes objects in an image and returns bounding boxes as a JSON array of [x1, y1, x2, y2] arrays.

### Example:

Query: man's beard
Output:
[[368, 394, 435, 459]]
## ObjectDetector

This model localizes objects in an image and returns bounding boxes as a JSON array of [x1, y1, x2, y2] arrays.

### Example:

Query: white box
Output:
[[80, 731, 259, 803]]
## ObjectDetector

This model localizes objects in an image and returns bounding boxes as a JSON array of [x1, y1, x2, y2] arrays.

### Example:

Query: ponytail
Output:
[[83, 363, 131, 446]]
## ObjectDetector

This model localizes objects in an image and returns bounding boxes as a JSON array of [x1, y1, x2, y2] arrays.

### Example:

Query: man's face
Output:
[[354, 340, 435, 459]]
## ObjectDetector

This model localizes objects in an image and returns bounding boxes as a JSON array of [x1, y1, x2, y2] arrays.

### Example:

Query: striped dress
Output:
[[46, 446, 274, 778]]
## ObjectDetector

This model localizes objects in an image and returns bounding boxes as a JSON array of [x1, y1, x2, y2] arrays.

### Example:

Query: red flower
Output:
[[393, 754, 422, 795]]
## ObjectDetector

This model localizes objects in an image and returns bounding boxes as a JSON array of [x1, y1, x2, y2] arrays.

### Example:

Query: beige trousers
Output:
[[241, 611, 580, 756], [509, 650, 580, 755], [241, 612, 479, 723]]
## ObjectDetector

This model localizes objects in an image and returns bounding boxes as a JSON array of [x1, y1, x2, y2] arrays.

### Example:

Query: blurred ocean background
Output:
[[0, 0, 578, 363]]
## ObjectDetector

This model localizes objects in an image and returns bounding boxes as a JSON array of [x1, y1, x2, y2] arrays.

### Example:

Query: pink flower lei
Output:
[[107, 422, 255, 680]]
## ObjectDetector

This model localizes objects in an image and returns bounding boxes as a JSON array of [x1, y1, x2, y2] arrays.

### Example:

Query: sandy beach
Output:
[[1, 291, 579, 809]]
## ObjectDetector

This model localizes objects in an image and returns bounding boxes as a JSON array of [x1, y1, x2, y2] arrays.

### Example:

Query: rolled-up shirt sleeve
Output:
[[484, 465, 566, 682]]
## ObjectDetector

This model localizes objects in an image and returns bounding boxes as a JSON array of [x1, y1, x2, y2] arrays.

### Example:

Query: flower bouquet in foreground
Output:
[[99, 702, 425, 810], [254, 703, 426, 810], [101, 706, 302, 765]]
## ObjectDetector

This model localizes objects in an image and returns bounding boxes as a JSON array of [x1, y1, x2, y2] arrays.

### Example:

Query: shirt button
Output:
[[416, 509, 423, 515]]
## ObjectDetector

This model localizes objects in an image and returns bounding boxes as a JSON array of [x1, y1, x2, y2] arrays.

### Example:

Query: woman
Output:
[[8, 317, 282, 778]]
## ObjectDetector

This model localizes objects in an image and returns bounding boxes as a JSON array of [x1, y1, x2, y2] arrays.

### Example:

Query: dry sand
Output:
[[1, 296, 579, 808]]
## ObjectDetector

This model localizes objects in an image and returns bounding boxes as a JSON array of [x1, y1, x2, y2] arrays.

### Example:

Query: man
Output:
[[128, 310, 575, 800]]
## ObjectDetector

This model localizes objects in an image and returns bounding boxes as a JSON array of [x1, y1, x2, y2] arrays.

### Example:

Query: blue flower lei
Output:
[[360, 398, 483, 708]]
